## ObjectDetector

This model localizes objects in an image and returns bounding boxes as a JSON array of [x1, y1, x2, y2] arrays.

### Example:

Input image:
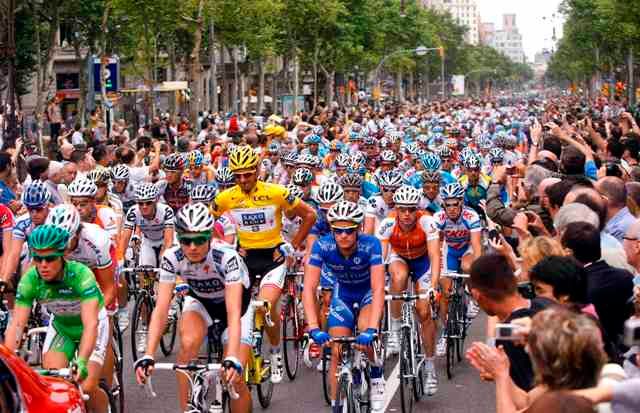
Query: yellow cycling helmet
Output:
[[264, 124, 285, 137], [229, 146, 259, 172]]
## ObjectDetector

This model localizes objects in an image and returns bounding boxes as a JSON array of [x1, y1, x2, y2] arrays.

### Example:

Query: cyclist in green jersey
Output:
[[3, 225, 110, 413]]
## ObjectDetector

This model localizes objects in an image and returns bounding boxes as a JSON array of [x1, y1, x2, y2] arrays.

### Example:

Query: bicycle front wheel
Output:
[[282, 297, 300, 381], [256, 341, 274, 408], [131, 294, 152, 362], [321, 349, 331, 406], [160, 295, 181, 356], [399, 328, 415, 413]]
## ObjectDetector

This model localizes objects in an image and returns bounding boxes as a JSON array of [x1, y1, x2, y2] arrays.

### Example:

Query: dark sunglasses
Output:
[[32, 254, 62, 263], [444, 202, 461, 208], [397, 207, 418, 213], [27, 205, 46, 213], [234, 171, 255, 179], [178, 235, 211, 246], [138, 201, 154, 207], [332, 226, 357, 235]]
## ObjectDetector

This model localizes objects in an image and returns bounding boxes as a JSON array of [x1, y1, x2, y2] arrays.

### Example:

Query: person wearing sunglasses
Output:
[[185, 150, 215, 186], [433, 183, 483, 354], [376, 185, 442, 395], [87, 168, 123, 230], [134, 203, 253, 413], [4, 224, 110, 412], [363, 170, 402, 235], [156, 153, 193, 214], [1, 180, 50, 295], [458, 154, 491, 217], [67, 177, 119, 246], [303, 200, 386, 412], [213, 145, 316, 384], [109, 164, 136, 214]]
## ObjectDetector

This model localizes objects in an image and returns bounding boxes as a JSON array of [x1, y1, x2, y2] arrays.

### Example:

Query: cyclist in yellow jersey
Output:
[[213, 145, 316, 384]]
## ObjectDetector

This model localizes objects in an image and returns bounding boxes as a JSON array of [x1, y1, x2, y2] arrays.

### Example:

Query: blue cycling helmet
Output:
[[440, 182, 465, 200], [22, 180, 51, 208], [420, 152, 442, 171], [304, 134, 322, 145], [188, 150, 204, 168]]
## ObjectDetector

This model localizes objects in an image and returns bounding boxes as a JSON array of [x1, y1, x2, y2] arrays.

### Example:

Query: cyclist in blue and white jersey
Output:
[[303, 201, 386, 413], [363, 170, 402, 235]]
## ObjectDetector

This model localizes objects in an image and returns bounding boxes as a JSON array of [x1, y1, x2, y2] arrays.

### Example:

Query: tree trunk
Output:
[[396, 71, 403, 102], [293, 50, 299, 114], [311, 44, 319, 113], [408, 71, 414, 102], [188, 0, 205, 123], [72, 37, 86, 128], [208, 19, 218, 113], [628, 46, 635, 106], [99, 0, 111, 131], [257, 57, 265, 114], [168, 42, 176, 115], [231, 47, 238, 114], [35, 1, 60, 129]]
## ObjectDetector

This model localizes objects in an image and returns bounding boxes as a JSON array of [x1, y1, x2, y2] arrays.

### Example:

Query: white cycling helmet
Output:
[[190, 184, 216, 203], [135, 183, 159, 202], [327, 200, 364, 225], [316, 182, 344, 204], [286, 184, 305, 200], [380, 150, 397, 163], [110, 164, 130, 181], [393, 185, 422, 206], [46, 204, 81, 235], [175, 203, 214, 234], [67, 177, 97, 198]]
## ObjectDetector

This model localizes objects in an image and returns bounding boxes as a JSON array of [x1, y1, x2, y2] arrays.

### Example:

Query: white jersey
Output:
[[67, 223, 113, 270], [159, 239, 250, 302], [365, 195, 392, 223], [123, 202, 174, 243]]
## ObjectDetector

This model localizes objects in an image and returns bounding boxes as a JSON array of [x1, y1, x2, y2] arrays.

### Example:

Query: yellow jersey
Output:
[[213, 181, 299, 249]]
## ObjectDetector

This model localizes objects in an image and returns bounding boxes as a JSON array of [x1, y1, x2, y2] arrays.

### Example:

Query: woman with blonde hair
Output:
[[518, 236, 567, 280]]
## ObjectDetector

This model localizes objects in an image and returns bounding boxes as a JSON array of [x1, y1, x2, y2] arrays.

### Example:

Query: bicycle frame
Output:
[[245, 299, 274, 386]]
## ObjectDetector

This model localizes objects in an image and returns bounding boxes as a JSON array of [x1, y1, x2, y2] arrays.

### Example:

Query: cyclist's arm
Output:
[[303, 263, 322, 330], [78, 299, 100, 361], [0, 230, 11, 277], [367, 263, 385, 330], [161, 226, 174, 256], [94, 265, 116, 309], [0, 238, 23, 285], [148, 141, 162, 174], [117, 227, 133, 262], [470, 231, 482, 260], [363, 215, 376, 235], [3, 304, 30, 351], [303, 234, 317, 265], [290, 200, 317, 250], [224, 282, 244, 360], [427, 238, 440, 287]]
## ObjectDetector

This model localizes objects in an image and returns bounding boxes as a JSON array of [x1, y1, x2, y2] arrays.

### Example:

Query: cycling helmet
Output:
[[489, 147, 505, 163], [292, 168, 314, 186], [163, 153, 186, 171], [363, 136, 377, 146], [349, 130, 362, 141], [268, 142, 281, 153], [422, 170, 442, 183], [296, 153, 317, 168], [463, 154, 481, 169], [282, 152, 298, 166], [420, 153, 441, 171], [379, 138, 391, 148], [327, 200, 364, 225], [110, 164, 130, 181], [417, 134, 430, 144], [312, 125, 324, 136], [339, 173, 362, 189], [377, 170, 403, 189], [347, 159, 367, 176], [188, 150, 204, 168], [67, 177, 97, 198], [215, 167, 234, 186], [261, 158, 273, 172], [135, 182, 159, 202], [28, 224, 70, 253], [228, 146, 259, 172], [438, 146, 453, 159], [175, 203, 214, 233], [388, 130, 404, 142], [335, 153, 351, 168], [440, 182, 465, 200], [22, 180, 51, 208], [45, 204, 81, 235], [458, 147, 475, 164], [285, 184, 305, 200], [87, 168, 111, 185], [380, 150, 397, 163], [304, 134, 322, 145], [393, 185, 422, 206], [404, 142, 419, 156], [329, 140, 344, 152], [316, 182, 344, 204], [190, 184, 217, 203]]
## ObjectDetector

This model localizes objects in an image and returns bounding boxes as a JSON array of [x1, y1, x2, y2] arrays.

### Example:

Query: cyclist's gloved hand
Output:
[[356, 328, 378, 346], [71, 356, 89, 381], [134, 355, 155, 384], [279, 243, 295, 257], [309, 328, 330, 346]]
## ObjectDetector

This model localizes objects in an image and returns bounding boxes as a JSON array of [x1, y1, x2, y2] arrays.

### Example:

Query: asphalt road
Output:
[[121, 312, 496, 412]]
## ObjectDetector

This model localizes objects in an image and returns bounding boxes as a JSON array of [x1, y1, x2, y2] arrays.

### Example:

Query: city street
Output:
[[123, 314, 496, 412]]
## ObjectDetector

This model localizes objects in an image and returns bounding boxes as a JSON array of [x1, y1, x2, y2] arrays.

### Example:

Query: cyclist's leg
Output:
[[84, 314, 110, 412], [222, 295, 253, 413], [356, 294, 385, 409], [177, 297, 210, 410], [139, 238, 160, 268], [412, 258, 436, 358], [389, 254, 410, 320], [327, 287, 355, 409]]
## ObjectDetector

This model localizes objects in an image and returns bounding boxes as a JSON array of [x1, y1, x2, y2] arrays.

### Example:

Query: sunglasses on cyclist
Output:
[[32, 254, 62, 263], [178, 235, 211, 246], [331, 226, 358, 236], [234, 171, 256, 179], [27, 205, 46, 213], [444, 202, 461, 209], [138, 201, 154, 207]]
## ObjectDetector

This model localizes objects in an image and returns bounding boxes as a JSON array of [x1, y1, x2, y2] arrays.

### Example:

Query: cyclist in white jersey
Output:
[[118, 183, 175, 268], [363, 170, 402, 235]]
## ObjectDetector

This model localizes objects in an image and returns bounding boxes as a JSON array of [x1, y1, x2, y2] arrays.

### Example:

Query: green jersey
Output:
[[16, 260, 104, 340]]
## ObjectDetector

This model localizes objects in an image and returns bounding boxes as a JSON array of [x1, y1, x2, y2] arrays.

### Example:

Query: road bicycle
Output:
[[385, 287, 435, 413], [280, 268, 305, 381], [146, 362, 239, 413], [246, 298, 275, 408], [123, 266, 181, 362], [441, 272, 470, 380]]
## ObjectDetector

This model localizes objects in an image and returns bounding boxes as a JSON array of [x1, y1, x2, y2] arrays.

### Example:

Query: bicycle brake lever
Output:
[[227, 384, 240, 400], [264, 312, 275, 327], [144, 378, 157, 398]]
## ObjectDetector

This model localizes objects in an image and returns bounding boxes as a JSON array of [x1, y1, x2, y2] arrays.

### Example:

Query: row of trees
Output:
[[3, 0, 534, 125], [546, 0, 640, 103]]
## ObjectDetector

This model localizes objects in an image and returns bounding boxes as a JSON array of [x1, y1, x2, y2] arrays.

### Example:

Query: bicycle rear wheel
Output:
[[99, 380, 118, 412], [399, 328, 415, 413], [256, 342, 274, 408], [160, 295, 181, 356], [456, 298, 468, 362], [131, 294, 152, 362], [282, 297, 300, 381]]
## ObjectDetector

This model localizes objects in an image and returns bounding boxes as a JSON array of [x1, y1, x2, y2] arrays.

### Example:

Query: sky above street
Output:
[[477, 0, 565, 61]]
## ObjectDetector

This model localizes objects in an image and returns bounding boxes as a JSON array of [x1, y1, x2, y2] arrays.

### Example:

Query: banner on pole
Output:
[[452, 75, 465, 96]]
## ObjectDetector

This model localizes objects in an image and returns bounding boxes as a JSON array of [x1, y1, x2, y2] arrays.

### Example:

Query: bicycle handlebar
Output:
[[441, 272, 470, 279], [384, 289, 433, 302], [145, 362, 239, 400], [121, 267, 160, 274]]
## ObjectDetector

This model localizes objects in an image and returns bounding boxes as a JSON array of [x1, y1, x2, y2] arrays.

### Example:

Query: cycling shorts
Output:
[[43, 309, 109, 365], [389, 252, 432, 291], [140, 238, 163, 268], [327, 283, 373, 330], [444, 244, 471, 273], [319, 265, 335, 290], [182, 291, 253, 346], [244, 245, 286, 290]]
